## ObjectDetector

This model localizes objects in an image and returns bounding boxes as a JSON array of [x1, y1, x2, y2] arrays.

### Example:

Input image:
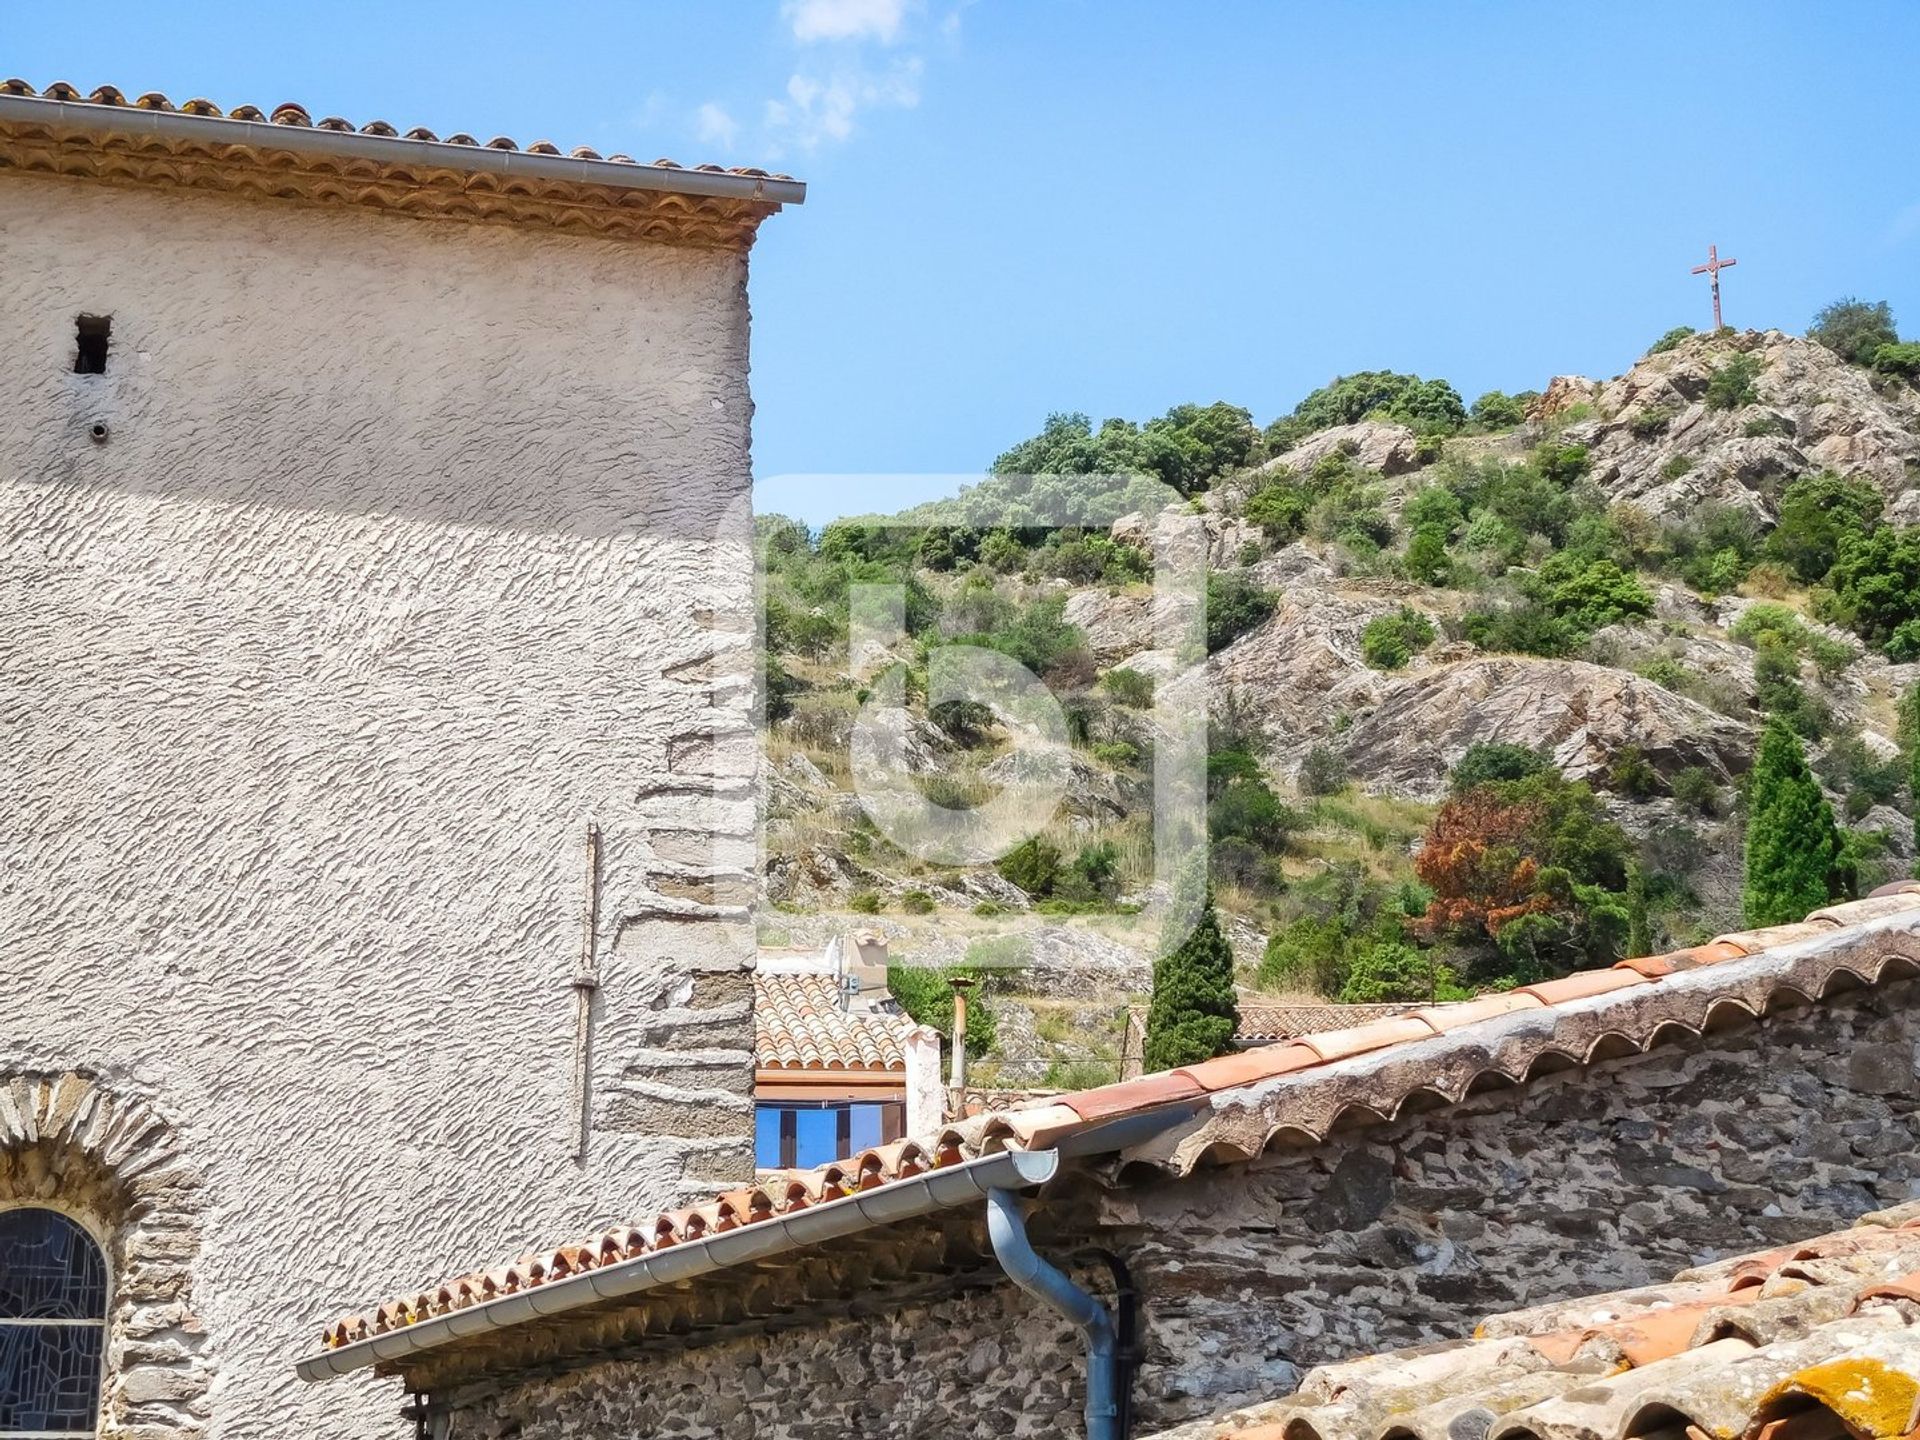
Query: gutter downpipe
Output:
[[985, 1187, 1120, 1440]]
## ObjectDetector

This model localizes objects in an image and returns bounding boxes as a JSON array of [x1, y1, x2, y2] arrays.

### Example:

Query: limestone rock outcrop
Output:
[[1340, 656, 1755, 798], [1553, 331, 1920, 521]]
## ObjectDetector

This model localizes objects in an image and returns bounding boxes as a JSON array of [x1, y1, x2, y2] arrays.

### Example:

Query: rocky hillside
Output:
[[759, 324, 1920, 1085]]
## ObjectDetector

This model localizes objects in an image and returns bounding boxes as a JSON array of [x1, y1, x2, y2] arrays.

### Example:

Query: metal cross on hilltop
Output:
[[1691, 243, 1738, 330]]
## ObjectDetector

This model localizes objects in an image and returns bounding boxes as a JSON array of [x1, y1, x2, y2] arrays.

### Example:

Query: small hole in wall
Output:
[[89, 422, 109, 444], [74, 314, 111, 375]]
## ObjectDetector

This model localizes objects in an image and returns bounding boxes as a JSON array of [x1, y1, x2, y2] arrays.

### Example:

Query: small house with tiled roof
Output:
[[753, 940, 945, 1165], [0, 80, 798, 1440], [299, 887, 1920, 1440]]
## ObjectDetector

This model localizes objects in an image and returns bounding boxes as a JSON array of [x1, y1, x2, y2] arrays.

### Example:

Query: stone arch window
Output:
[[0, 1073, 213, 1436], [0, 1207, 108, 1435]]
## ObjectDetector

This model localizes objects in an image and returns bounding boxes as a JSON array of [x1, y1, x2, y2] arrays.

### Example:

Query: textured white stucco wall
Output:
[[0, 175, 763, 1438]]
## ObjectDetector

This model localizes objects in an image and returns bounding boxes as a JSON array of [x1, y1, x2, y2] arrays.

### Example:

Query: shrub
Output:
[[1816, 731, 1905, 822], [1243, 468, 1311, 540], [1873, 341, 1920, 379], [1744, 717, 1851, 926], [1670, 766, 1723, 816], [1809, 297, 1898, 366], [1206, 572, 1279, 653], [1660, 455, 1694, 480], [1470, 390, 1528, 428], [1414, 772, 1634, 976], [1826, 527, 1920, 656], [995, 836, 1060, 897], [1463, 598, 1579, 658], [1606, 745, 1662, 799], [1298, 743, 1349, 796], [1450, 742, 1553, 792], [1091, 740, 1140, 769], [1648, 325, 1696, 355], [848, 890, 883, 914], [1536, 554, 1654, 632], [1403, 485, 1465, 534], [1263, 371, 1467, 451], [900, 889, 936, 914], [1705, 353, 1763, 410], [1403, 523, 1452, 586], [1307, 480, 1395, 550], [1533, 442, 1591, 487], [1743, 413, 1789, 438], [1753, 636, 1831, 739], [1209, 773, 1299, 855], [1629, 404, 1679, 439], [1101, 667, 1155, 708], [1361, 607, 1436, 670], [1337, 936, 1448, 1004]]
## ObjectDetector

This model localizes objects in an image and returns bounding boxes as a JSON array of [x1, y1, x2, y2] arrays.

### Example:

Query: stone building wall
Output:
[[444, 979, 1920, 1440], [1, 174, 760, 1439]]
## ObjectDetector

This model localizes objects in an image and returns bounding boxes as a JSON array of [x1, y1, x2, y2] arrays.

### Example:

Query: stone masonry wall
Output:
[[1, 174, 760, 1438], [445, 979, 1920, 1440]]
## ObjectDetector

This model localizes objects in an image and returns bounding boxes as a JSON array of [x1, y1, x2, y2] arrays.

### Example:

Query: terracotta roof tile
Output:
[[317, 892, 1920, 1357], [0, 78, 798, 181], [1296, 1015, 1440, 1063], [1517, 968, 1652, 1005], [1414, 992, 1546, 1031], [1172, 1212, 1920, 1440], [1173, 1042, 1323, 1093], [1233, 1003, 1428, 1043], [753, 972, 931, 1072], [1060, 1072, 1206, 1122]]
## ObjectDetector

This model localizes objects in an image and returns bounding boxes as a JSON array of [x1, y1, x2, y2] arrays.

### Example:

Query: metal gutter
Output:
[[0, 95, 807, 206], [294, 1148, 1058, 1383]]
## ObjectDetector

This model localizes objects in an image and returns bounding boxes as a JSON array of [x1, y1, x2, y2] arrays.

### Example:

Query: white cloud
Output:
[[762, 59, 922, 151], [695, 102, 740, 149], [784, 0, 910, 44]]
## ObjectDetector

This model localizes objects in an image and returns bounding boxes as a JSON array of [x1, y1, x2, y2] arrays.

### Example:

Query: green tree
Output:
[[1143, 882, 1240, 1071], [888, 965, 998, 1061], [1469, 390, 1528, 428], [1826, 527, 1920, 657], [1767, 472, 1882, 583], [1809, 297, 1898, 366], [1264, 371, 1466, 451], [1743, 717, 1849, 926]]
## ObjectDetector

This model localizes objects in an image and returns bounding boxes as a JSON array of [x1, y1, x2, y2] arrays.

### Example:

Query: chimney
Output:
[[947, 976, 974, 1096]]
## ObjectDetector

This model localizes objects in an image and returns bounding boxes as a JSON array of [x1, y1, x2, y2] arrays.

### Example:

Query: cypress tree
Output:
[[1143, 876, 1239, 1073], [1625, 862, 1651, 959], [1743, 717, 1845, 927]]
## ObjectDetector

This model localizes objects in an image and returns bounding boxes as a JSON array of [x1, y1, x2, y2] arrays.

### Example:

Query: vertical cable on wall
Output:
[[569, 818, 602, 1163]]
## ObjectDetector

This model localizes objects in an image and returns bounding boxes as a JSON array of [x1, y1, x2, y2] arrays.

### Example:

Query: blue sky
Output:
[[10, 2, 1918, 524]]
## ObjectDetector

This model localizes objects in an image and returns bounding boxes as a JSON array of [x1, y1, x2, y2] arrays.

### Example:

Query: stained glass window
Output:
[[0, 1208, 107, 1435]]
